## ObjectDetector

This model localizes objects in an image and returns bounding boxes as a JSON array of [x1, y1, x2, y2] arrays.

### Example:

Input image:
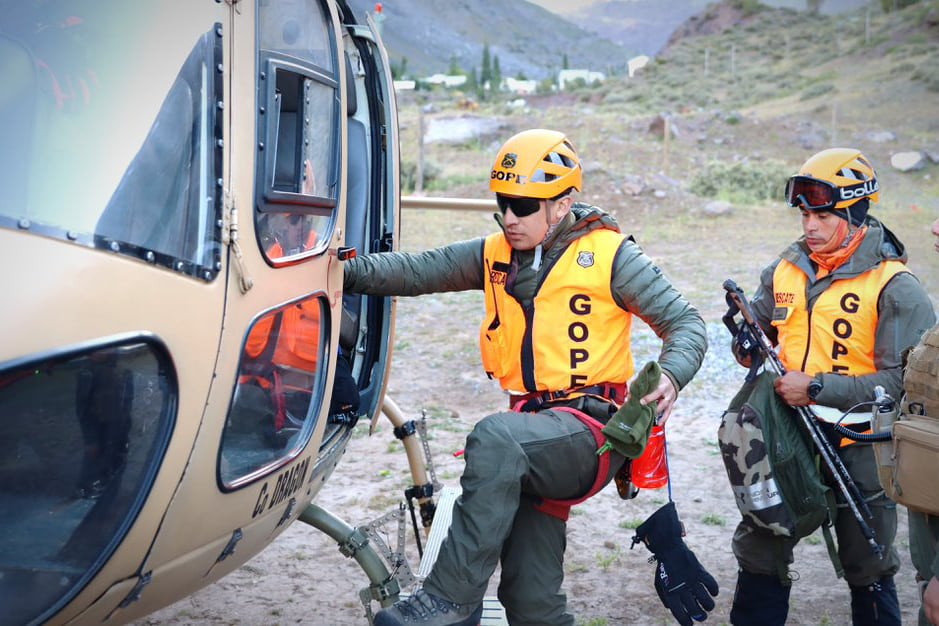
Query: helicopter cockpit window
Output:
[[0, 338, 175, 626], [0, 5, 223, 282], [256, 0, 339, 264], [220, 294, 327, 487]]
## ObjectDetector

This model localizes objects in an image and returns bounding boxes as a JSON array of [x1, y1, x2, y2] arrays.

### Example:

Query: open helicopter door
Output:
[[338, 4, 401, 432]]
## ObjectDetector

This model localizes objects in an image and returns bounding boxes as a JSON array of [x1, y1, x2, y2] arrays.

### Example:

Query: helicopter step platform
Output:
[[414, 486, 508, 626]]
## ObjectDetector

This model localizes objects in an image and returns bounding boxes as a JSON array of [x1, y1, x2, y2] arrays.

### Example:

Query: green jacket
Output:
[[750, 217, 936, 411], [343, 202, 707, 391]]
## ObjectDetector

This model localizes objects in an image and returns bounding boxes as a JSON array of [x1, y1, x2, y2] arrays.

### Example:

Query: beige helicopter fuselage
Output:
[[0, 1, 400, 623]]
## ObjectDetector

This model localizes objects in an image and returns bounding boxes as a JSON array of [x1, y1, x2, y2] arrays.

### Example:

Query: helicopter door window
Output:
[[257, 0, 334, 72], [0, 338, 175, 625], [256, 0, 339, 264], [220, 294, 328, 488]]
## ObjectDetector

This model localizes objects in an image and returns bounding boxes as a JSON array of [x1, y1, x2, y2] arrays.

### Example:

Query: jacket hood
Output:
[[873, 217, 908, 262], [558, 203, 621, 244]]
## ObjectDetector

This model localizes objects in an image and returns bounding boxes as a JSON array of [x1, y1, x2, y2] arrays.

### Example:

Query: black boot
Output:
[[850, 576, 901, 626], [729, 570, 790, 626], [374, 589, 482, 626]]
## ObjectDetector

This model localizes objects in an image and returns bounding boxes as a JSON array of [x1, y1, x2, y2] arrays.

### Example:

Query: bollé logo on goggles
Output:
[[839, 179, 878, 201]]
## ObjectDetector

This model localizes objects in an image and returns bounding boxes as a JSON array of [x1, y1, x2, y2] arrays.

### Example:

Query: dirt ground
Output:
[[138, 334, 923, 625], [137, 88, 937, 625], [139, 286, 924, 626]]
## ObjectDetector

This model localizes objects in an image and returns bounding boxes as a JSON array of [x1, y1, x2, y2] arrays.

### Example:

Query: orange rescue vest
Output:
[[480, 229, 634, 394], [771, 259, 908, 377]]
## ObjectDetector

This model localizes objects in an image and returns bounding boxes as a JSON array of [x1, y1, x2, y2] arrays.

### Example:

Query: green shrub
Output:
[[689, 159, 791, 204], [400, 160, 441, 193]]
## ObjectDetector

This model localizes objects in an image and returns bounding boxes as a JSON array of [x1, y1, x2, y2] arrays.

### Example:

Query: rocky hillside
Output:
[[345, 0, 882, 78], [534, 0, 874, 55]]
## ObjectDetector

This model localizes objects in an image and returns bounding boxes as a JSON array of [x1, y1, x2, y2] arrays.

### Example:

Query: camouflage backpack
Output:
[[718, 371, 837, 542]]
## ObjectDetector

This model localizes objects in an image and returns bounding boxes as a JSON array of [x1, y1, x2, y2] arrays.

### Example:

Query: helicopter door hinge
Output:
[[222, 190, 254, 293], [276, 498, 297, 528], [216, 528, 244, 564], [117, 571, 152, 609]]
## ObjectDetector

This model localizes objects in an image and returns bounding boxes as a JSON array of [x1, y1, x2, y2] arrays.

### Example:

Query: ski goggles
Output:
[[784, 175, 878, 211], [495, 194, 543, 218]]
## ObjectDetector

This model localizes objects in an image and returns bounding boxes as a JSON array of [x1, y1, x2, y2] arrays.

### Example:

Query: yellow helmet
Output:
[[489, 129, 582, 199], [784, 148, 879, 226]]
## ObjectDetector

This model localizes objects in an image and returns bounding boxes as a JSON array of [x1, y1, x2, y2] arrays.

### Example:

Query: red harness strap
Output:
[[532, 406, 612, 522]]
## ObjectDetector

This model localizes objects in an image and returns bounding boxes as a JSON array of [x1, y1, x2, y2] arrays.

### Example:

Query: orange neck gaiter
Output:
[[810, 225, 868, 278]]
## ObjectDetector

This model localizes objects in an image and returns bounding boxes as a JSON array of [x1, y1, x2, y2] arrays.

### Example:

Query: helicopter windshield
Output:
[[0, 3, 223, 281]]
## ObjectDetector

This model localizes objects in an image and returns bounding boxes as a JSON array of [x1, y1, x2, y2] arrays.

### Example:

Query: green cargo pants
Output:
[[423, 405, 623, 625]]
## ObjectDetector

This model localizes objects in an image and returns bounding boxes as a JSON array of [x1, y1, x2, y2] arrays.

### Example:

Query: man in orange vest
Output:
[[728, 148, 935, 625], [344, 129, 712, 626]]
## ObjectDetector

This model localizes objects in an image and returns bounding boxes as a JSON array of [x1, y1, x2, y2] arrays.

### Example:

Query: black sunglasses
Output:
[[495, 194, 543, 218]]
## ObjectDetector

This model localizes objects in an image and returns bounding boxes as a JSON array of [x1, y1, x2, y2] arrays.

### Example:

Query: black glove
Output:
[[632, 502, 719, 626]]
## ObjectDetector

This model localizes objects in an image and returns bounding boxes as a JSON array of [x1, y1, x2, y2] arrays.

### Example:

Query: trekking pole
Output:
[[722, 279, 884, 558]]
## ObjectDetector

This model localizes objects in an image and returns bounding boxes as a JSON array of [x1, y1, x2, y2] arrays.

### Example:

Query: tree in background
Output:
[[807, 0, 824, 14], [492, 55, 502, 93], [390, 56, 408, 80], [466, 65, 483, 99], [466, 66, 479, 96]]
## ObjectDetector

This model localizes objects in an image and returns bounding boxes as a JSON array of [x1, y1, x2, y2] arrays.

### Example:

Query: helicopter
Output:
[[0, 0, 483, 623]]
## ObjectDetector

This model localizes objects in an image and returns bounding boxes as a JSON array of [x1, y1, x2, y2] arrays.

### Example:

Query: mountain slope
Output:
[[344, 0, 633, 79], [555, 0, 717, 55]]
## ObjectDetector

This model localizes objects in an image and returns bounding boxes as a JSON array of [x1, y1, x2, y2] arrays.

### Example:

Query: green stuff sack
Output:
[[598, 361, 660, 458], [718, 370, 835, 540]]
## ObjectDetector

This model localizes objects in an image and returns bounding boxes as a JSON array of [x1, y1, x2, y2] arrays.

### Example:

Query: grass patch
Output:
[[619, 518, 645, 530], [595, 548, 622, 571]]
